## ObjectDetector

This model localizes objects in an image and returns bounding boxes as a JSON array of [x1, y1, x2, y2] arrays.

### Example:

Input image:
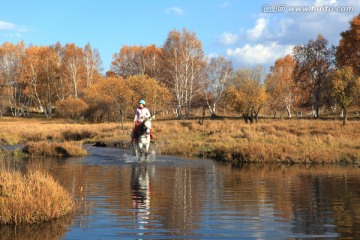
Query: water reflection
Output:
[[0, 215, 72, 240], [1, 147, 359, 239], [131, 164, 151, 235]]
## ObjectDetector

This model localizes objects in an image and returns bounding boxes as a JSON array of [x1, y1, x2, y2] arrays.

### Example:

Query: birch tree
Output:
[[202, 56, 233, 116], [0, 41, 27, 116], [84, 43, 103, 88], [161, 29, 205, 118], [111, 45, 162, 78], [61, 43, 85, 98]]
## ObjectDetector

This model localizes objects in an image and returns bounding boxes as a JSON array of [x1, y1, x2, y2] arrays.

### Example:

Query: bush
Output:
[[55, 97, 88, 120], [22, 141, 87, 157], [0, 170, 74, 225]]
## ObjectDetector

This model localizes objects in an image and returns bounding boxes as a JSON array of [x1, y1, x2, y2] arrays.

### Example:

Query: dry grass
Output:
[[0, 169, 74, 225], [149, 118, 360, 165], [1, 117, 359, 164], [23, 141, 87, 157]]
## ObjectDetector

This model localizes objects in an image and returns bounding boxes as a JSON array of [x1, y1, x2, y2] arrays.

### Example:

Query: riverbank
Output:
[[0, 117, 359, 165]]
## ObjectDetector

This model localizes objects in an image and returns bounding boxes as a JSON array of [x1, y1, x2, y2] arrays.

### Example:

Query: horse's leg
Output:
[[145, 136, 151, 160], [138, 141, 143, 161]]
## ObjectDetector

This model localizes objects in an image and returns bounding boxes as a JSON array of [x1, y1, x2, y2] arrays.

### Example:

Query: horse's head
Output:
[[143, 118, 151, 134], [138, 118, 151, 136]]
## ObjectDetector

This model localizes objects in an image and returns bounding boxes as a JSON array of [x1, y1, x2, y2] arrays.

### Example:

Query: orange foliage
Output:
[[336, 14, 360, 76], [265, 54, 295, 117], [55, 97, 89, 120]]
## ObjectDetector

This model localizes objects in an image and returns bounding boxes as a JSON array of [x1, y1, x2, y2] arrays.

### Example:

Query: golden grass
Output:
[[152, 119, 360, 164], [23, 141, 87, 157], [0, 117, 359, 164], [0, 169, 74, 225]]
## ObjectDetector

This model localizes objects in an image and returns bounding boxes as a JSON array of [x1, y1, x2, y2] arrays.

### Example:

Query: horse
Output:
[[133, 118, 152, 161]]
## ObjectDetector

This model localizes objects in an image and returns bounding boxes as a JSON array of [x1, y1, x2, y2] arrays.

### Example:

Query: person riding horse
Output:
[[132, 100, 154, 143]]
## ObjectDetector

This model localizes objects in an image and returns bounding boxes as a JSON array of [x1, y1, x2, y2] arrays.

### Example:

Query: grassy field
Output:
[[0, 117, 360, 165]]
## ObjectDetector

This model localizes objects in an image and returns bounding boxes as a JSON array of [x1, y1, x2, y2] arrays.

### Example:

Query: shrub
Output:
[[23, 141, 87, 157], [55, 97, 89, 120], [0, 170, 74, 225]]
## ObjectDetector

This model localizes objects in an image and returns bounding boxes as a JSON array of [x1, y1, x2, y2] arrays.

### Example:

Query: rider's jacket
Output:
[[134, 107, 151, 122]]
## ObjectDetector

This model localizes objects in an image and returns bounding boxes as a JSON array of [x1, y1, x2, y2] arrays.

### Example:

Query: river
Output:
[[1, 146, 360, 239]]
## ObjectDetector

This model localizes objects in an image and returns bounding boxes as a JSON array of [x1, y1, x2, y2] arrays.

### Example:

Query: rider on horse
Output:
[[132, 99, 154, 143]]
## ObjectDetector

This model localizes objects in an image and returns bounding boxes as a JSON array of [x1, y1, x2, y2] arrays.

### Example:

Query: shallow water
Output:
[[2, 146, 360, 239]]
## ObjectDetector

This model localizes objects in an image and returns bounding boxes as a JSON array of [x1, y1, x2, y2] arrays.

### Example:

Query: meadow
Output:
[[0, 116, 359, 165]]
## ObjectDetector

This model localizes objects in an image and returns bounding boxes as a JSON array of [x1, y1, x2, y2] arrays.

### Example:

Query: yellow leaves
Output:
[[55, 97, 89, 120], [331, 66, 360, 108], [224, 79, 267, 113], [125, 74, 172, 109]]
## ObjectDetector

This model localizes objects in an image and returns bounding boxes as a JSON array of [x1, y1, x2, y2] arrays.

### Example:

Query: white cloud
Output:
[[219, 1, 230, 8], [247, 17, 269, 40], [165, 7, 184, 16], [0, 20, 30, 38], [226, 42, 294, 66], [218, 32, 239, 45], [0, 20, 16, 30]]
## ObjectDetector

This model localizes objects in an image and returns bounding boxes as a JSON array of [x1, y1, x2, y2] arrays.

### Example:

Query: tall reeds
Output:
[[0, 169, 74, 225]]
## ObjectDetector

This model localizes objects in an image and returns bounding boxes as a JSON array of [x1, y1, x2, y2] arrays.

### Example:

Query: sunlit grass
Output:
[[0, 168, 74, 225], [0, 117, 359, 164], [23, 141, 87, 157]]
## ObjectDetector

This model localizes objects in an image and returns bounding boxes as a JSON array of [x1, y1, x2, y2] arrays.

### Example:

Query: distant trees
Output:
[[1, 23, 360, 123], [0, 41, 103, 119]]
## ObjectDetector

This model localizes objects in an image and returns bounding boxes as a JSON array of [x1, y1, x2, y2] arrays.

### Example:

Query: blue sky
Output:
[[0, 0, 359, 73]]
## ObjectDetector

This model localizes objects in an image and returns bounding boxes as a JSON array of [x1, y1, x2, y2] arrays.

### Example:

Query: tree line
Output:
[[1, 14, 360, 125]]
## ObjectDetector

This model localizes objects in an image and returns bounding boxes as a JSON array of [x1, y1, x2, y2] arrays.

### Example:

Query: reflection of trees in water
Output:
[[0, 214, 72, 240], [290, 173, 360, 239], [4, 152, 360, 239]]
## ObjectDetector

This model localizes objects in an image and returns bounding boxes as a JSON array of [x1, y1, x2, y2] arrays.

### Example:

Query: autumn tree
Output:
[[161, 28, 205, 118], [330, 66, 360, 125], [84, 77, 134, 128], [293, 34, 335, 118], [20, 45, 61, 118], [111, 45, 162, 79], [84, 43, 103, 88], [126, 75, 172, 117], [0, 41, 28, 117], [336, 14, 360, 77], [61, 43, 86, 98], [265, 54, 295, 118], [201, 56, 233, 117], [225, 66, 267, 123]]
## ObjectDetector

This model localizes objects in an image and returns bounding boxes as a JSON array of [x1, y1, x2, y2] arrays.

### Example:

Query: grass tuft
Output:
[[23, 141, 87, 157], [0, 169, 74, 225]]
